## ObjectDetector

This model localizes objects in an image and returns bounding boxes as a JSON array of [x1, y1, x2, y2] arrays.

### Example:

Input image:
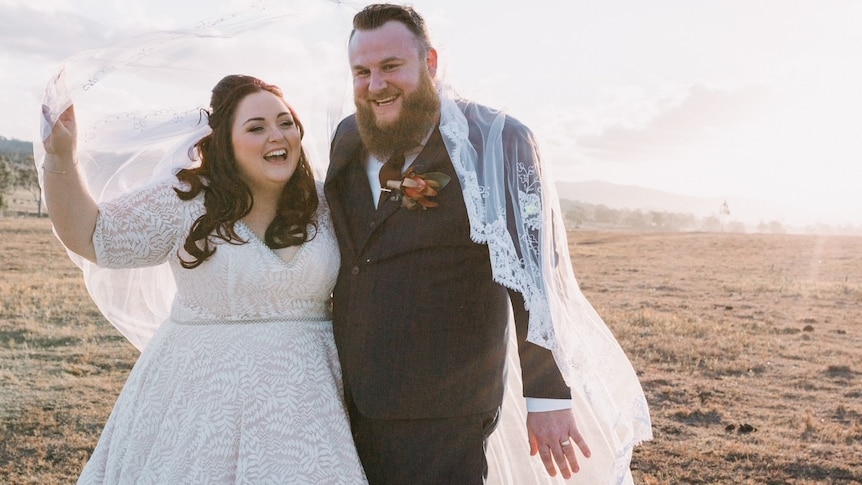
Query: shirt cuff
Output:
[[525, 398, 572, 412]]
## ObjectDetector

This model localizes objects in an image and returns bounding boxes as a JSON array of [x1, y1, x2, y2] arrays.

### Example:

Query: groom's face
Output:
[[348, 20, 438, 130]]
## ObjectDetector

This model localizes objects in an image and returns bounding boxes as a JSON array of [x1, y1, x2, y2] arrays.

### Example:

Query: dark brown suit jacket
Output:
[[324, 110, 569, 420]]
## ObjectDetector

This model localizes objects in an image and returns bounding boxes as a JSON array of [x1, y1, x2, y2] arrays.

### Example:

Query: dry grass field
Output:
[[1, 217, 860, 484]]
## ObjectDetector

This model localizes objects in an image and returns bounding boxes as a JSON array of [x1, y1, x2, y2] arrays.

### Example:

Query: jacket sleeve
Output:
[[510, 288, 571, 399], [501, 118, 571, 399]]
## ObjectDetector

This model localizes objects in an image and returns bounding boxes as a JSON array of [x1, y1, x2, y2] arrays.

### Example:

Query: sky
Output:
[[2, 0, 861, 226]]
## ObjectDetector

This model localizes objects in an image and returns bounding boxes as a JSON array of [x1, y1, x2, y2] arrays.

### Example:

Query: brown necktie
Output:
[[377, 152, 405, 208]]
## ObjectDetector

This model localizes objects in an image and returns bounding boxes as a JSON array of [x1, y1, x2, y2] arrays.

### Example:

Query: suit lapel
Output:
[[406, 128, 447, 179], [326, 122, 453, 257], [325, 116, 366, 258], [371, 128, 449, 223]]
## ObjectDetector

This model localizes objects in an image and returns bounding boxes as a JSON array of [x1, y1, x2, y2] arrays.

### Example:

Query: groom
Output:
[[324, 4, 590, 483]]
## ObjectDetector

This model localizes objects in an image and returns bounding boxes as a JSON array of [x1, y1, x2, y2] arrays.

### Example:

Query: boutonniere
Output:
[[384, 168, 451, 210]]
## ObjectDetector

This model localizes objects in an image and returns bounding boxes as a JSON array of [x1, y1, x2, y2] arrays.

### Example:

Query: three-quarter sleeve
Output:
[[93, 180, 195, 268]]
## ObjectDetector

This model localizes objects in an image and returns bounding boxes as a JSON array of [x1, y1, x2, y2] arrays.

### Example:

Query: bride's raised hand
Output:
[[40, 102, 98, 262], [43, 104, 77, 161]]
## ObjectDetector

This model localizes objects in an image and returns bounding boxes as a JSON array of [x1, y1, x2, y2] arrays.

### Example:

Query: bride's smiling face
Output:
[[230, 91, 302, 195]]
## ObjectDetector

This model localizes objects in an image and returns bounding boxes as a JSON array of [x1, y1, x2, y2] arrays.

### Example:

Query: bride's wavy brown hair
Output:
[[174, 74, 319, 269]]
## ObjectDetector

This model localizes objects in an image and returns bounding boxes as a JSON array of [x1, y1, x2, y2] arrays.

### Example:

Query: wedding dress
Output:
[[74, 180, 367, 484]]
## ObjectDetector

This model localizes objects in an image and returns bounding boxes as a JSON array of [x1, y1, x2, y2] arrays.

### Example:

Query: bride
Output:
[[41, 72, 368, 483]]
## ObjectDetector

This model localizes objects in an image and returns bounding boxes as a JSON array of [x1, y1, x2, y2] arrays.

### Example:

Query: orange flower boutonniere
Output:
[[384, 169, 451, 210]]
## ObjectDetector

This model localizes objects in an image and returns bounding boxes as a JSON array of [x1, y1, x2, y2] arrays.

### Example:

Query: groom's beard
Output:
[[355, 70, 440, 159]]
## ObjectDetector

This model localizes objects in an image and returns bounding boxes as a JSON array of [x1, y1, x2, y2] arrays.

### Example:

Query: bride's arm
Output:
[[42, 104, 98, 263]]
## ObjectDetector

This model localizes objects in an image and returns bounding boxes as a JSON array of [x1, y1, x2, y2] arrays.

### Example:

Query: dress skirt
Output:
[[77, 318, 367, 484]]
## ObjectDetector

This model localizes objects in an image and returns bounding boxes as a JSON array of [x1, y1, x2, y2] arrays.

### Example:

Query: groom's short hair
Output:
[[350, 3, 433, 55]]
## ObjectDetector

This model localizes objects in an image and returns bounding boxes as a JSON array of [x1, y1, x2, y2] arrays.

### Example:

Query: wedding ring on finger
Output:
[[560, 439, 572, 447]]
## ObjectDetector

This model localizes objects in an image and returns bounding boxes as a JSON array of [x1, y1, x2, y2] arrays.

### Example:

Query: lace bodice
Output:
[[93, 180, 339, 323]]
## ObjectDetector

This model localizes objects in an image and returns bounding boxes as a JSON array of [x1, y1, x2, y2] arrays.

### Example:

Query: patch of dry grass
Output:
[[1, 220, 860, 483], [1, 218, 137, 484], [572, 232, 862, 484]]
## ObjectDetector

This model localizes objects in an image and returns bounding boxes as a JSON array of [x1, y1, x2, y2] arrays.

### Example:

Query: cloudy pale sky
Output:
[[2, 0, 860, 225]]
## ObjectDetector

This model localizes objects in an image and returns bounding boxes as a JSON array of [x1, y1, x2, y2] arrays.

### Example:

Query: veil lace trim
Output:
[[438, 86, 653, 478]]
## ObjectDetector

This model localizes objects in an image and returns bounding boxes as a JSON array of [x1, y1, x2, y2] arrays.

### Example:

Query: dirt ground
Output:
[[1, 217, 860, 484]]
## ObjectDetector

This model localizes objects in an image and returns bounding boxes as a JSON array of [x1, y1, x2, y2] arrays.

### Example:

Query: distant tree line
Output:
[[2, 136, 860, 235], [559, 199, 862, 236], [0, 137, 40, 215]]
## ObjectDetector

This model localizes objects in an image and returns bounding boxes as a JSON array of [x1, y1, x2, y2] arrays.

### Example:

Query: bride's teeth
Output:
[[265, 149, 287, 160]]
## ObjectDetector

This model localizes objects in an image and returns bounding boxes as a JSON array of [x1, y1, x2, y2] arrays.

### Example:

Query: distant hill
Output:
[[0, 135, 835, 227], [555, 180, 820, 227], [0, 137, 33, 158]]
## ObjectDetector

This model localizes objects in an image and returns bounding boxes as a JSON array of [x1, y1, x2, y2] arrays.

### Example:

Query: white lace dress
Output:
[[77, 180, 367, 484]]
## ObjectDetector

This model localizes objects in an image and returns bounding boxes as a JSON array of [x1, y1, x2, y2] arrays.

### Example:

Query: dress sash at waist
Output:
[[171, 316, 331, 326]]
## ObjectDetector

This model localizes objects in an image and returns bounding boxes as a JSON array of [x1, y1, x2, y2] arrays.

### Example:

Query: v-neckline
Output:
[[236, 221, 303, 266]]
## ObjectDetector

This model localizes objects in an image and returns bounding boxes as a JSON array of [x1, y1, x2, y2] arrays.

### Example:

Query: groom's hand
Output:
[[527, 409, 591, 479]]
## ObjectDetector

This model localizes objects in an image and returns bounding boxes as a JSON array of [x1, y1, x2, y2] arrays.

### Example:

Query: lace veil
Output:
[[439, 87, 652, 483], [35, 0, 353, 349], [34, 1, 651, 483]]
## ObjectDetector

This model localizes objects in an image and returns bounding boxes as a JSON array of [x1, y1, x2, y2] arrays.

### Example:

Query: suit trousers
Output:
[[346, 388, 501, 485]]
